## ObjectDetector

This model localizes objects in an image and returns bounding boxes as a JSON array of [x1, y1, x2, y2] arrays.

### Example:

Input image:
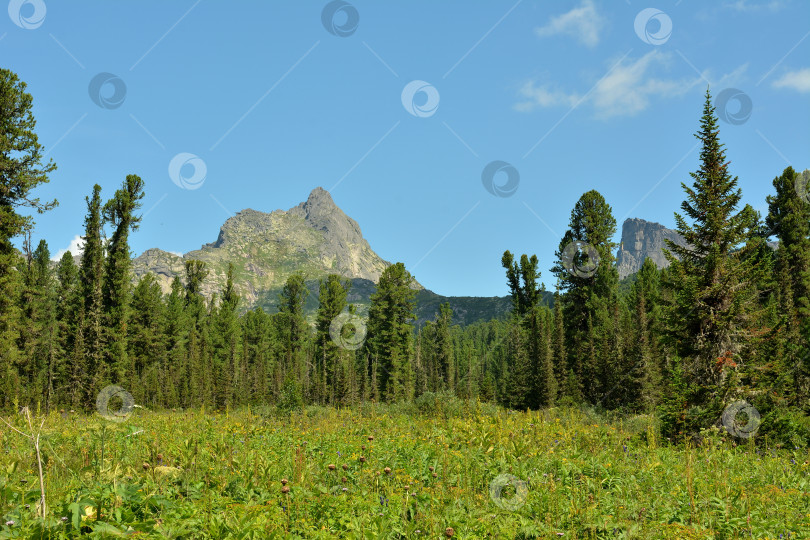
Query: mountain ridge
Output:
[[126, 188, 687, 325]]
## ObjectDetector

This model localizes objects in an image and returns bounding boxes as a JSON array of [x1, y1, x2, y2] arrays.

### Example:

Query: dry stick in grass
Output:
[[1, 408, 48, 518]]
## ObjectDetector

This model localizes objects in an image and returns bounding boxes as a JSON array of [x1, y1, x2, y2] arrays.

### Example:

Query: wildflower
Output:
[[342, 487, 347, 492], [281, 478, 288, 485], [445, 527, 454, 537], [429, 466, 434, 472], [328, 464, 336, 471], [342, 464, 348, 470], [359, 456, 366, 463], [281, 486, 290, 494], [61, 517, 68, 523], [384, 467, 391, 475], [5, 521, 14, 527], [143, 462, 151, 471], [368, 435, 374, 441], [341, 476, 347, 483]]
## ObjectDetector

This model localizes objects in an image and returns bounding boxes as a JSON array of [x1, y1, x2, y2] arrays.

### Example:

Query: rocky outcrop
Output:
[[130, 187, 400, 309], [616, 218, 686, 279]]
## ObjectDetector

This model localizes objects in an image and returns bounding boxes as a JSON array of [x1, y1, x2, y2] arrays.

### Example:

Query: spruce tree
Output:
[[662, 88, 763, 438]]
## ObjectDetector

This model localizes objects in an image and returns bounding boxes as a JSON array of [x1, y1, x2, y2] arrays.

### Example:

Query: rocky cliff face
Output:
[[131, 187, 394, 307], [616, 218, 686, 279]]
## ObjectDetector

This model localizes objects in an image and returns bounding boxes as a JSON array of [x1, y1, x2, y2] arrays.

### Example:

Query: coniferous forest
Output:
[[3, 66, 808, 447]]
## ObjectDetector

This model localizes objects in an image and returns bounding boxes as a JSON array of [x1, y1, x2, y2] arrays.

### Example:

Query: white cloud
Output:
[[772, 68, 810, 93], [515, 51, 703, 118], [169, 251, 184, 257], [590, 51, 701, 118], [534, 0, 605, 48], [51, 235, 84, 261], [514, 81, 581, 112], [714, 63, 749, 88], [724, 0, 784, 12]]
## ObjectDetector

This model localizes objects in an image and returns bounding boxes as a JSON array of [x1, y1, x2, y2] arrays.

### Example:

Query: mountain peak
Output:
[[133, 186, 393, 306], [616, 218, 685, 279], [307, 186, 333, 205]]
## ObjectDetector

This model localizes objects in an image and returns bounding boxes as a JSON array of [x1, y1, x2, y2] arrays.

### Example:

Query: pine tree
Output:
[[54, 251, 79, 406], [278, 271, 309, 376], [184, 260, 209, 324], [552, 293, 574, 403], [0, 69, 57, 408], [366, 263, 416, 402], [165, 276, 188, 407], [766, 167, 810, 406], [662, 88, 763, 439], [102, 174, 145, 383], [314, 274, 350, 404], [241, 307, 274, 405], [211, 263, 241, 408], [17, 239, 58, 408], [435, 303, 455, 392], [550, 190, 618, 404], [627, 258, 662, 411], [502, 251, 555, 407], [79, 184, 105, 405], [129, 273, 167, 407]]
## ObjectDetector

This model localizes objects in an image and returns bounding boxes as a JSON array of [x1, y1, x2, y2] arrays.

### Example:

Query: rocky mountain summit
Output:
[[615, 218, 686, 279], [131, 187, 393, 306]]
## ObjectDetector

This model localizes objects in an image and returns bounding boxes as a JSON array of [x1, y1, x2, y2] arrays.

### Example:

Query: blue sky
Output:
[[5, 0, 809, 297]]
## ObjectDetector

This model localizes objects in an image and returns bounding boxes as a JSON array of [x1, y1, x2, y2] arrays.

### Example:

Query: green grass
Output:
[[1, 403, 808, 538]]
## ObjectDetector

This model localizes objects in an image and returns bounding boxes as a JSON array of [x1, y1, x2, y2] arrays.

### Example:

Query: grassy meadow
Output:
[[1, 401, 809, 539]]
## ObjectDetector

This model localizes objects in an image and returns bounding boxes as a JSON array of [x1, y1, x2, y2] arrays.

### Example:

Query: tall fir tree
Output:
[[661, 88, 763, 439]]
